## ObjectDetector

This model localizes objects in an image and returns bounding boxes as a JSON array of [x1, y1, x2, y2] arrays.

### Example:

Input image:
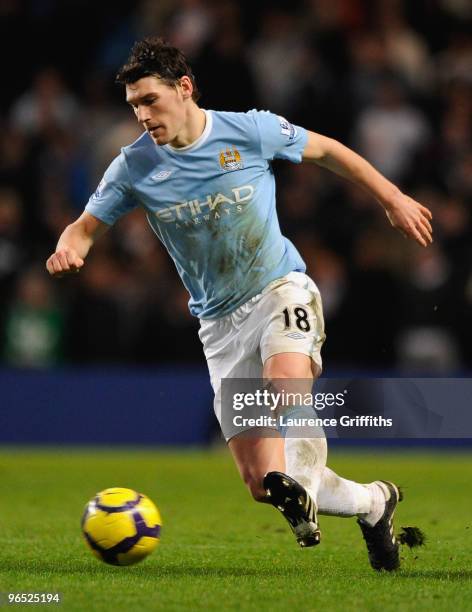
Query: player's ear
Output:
[[179, 75, 193, 100]]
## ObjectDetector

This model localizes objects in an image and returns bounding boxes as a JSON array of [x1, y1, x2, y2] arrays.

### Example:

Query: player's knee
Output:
[[264, 354, 314, 381]]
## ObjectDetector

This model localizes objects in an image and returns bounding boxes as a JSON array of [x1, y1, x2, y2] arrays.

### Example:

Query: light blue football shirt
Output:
[[85, 109, 308, 318]]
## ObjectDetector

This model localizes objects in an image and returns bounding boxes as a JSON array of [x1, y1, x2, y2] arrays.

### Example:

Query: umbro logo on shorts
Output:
[[285, 331, 305, 340]]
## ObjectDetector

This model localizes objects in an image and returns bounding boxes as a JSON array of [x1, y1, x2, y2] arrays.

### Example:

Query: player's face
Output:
[[126, 76, 189, 146]]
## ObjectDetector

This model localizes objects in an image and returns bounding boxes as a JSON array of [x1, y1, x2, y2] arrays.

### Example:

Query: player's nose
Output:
[[136, 106, 152, 124]]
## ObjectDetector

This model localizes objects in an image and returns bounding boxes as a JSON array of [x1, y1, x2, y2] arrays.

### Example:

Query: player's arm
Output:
[[46, 211, 109, 277], [302, 131, 433, 247]]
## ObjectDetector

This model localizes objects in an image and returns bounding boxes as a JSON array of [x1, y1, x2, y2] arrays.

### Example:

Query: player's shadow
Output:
[[0, 559, 311, 578], [399, 569, 472, 581], [5, 560, 471, 581], [147, 565, 309, 578], [0, 559, 112, 576]]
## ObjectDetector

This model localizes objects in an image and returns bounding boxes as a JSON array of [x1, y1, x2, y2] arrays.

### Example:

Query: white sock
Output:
[[280, 406, 327, 502], [317, 467, 386, 525], [360, 481, 389, 526], [284, 437, 327, 502]]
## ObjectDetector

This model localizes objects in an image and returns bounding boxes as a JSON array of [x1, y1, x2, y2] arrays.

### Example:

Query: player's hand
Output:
[[384, 192, 433, 247], [46, 247, 84, 277]]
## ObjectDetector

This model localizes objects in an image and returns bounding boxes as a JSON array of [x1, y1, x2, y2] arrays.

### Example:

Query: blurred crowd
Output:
[[0, 0, 471, 372]]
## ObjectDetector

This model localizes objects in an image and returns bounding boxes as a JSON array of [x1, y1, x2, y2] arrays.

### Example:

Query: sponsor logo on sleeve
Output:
[[92, 178, 107, 200], [278, 115, 297, 141]]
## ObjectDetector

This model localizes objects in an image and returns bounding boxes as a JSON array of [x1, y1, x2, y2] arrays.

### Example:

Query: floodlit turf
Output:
[[0, 448, 471, 611]]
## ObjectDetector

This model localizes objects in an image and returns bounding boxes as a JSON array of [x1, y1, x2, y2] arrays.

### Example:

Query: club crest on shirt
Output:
[[219, 145, 244, 172]]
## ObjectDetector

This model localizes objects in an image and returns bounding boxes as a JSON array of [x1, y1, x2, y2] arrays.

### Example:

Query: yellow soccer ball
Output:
[[81, 487, 162, 565]]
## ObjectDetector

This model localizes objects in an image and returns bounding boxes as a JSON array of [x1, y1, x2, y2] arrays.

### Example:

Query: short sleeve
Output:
[[251, 110, 308, 163], [85, 151, 137, 225]]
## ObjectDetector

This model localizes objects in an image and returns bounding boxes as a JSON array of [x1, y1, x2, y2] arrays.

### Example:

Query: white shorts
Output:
[[198, 272, 326, 440]]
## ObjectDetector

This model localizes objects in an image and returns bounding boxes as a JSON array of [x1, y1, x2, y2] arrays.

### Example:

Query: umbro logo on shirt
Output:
[[152, 170, 173, 181]]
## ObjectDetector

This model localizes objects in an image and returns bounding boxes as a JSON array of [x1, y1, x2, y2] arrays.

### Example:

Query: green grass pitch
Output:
[[0, 448, 471, 611]]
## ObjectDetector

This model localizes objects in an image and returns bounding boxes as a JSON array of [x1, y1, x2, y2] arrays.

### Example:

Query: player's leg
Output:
[[199, 313, 286, 502], [256, 277, 382, 523], [262, 352, 326, 502], [317, 467, 405, 570], [317, 467, 386, 522], [256, 273, 408, 561], [228, 432, 284, 502], [225, 350, 321, 507], [245, 275, 326, 545], [260, 351, 325, 546], [206, 281, 323, 546], [261, 352, 404, 564], [228, 428, 320, 547], [263, 354, 393, 526]]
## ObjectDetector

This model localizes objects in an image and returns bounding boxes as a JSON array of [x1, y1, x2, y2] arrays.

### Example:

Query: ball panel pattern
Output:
[[81, 490, 162, 566], [95, 488, 142, 513]]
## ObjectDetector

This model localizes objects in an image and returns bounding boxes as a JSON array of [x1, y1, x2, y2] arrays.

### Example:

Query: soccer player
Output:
[[46, 38, 431, 570]]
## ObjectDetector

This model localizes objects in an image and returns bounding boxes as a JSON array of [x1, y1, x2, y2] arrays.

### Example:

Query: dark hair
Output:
[[116, 37, 200, 101]]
